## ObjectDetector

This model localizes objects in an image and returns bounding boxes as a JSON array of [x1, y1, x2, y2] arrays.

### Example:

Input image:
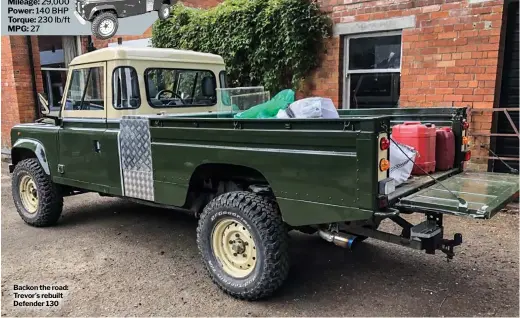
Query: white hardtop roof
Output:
[[70, 47, 225, 66]]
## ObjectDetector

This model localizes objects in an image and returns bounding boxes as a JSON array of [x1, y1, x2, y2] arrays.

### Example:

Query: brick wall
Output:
[[1, 36, 43, 149], [303, 0, 507, 171]]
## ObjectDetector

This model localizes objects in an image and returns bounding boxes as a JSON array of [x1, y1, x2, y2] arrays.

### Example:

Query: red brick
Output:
[[436, 88, 454, 94], [446, 67, 465, 74], [456, 59, 476, 66], [474, 88, 495, 95], [438, 31, 458, 39], [478, 44, 498, 51], [473, 102, 494, 109], [455, 88, 474, 95], [468, 81, 479, 88], [444, 95, 463, 102], [454, 74, 472, 81], [426, 94, 444, 102], [463, 95, 484, 102], [437, 60, 456, 67]]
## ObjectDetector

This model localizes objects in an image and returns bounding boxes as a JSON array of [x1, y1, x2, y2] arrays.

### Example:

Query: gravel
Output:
[[1, 163, 518, 316]]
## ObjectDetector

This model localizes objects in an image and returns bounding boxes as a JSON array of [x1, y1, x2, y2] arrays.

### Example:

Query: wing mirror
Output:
[[37, 93, 59, 124], [38, 93, 50, 115]]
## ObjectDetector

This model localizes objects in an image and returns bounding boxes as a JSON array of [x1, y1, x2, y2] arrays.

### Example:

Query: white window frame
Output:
[[343, 30, 403, 109]]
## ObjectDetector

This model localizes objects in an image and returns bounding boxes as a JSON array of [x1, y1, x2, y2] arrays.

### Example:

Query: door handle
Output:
[[94, 140, 101, 153]]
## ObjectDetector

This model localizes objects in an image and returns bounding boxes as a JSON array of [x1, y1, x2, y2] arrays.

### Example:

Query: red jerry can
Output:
[[392, 121, 436, 175], [435, 127, 455, 171]]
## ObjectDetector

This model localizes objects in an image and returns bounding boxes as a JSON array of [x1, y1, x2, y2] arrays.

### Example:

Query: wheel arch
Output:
[[184, 163, 278, 216], [88, 5, 118, 20], [11, 139, 51, 175]]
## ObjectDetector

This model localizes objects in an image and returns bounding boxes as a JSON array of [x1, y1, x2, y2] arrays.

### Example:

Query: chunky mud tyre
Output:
[[12, 158, 63, 227], [91, 12, 118, 40], [197, 191, 290, 300], [158, 4, 171, 20]]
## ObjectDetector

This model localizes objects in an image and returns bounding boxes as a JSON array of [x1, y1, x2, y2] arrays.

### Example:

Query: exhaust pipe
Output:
[[318, 230, 359, 249]]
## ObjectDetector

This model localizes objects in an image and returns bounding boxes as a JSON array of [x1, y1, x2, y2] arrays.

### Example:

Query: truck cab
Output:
[[11, 47, 227, 195]]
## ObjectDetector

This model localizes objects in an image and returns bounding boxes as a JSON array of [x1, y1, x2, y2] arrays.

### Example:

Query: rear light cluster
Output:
[[377, 133, 392, 210], [461, 119, 471, 163], [379, 158, 390, 171], [380, 137, 390, 150]]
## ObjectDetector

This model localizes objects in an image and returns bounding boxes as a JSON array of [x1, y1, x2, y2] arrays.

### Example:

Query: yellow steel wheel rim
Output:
[[19, 175, 38, 214], [211, 218, 257, 278]]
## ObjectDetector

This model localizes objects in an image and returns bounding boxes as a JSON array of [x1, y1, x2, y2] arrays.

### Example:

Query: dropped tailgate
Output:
[[397, 172, 519, 219]]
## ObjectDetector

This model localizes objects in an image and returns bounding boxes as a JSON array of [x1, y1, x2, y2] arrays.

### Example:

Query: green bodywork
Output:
[[10, 107, 519, 227], [150, 116, 388, 225]]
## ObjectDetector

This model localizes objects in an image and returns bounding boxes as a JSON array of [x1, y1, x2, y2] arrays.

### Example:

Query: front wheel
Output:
[[196, 191, 290, 300], [91, 12, 118, 40], [158, 4, 171, 20], [12, 158, 63, 227]]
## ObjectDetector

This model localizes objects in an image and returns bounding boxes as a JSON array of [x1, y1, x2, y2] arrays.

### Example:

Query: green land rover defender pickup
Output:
[[9, 47, 519, 300]]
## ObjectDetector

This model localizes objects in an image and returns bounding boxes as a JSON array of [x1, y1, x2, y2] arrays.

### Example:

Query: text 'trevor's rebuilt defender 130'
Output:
[[9, 47, 519, 300], [74, 0, 177, 40]]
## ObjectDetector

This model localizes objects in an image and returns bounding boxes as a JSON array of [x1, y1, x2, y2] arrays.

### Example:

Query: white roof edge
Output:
[[70, 47, 225, 66]]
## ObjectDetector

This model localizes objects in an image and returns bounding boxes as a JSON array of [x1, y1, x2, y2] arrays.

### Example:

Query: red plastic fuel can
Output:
[[392, 121, 436, 175], [435, 127, 455, 171]]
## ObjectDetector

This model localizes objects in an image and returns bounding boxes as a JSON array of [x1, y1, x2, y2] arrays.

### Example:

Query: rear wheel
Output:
[[197, 191, 289, 300], [12, 158, 63, 227]]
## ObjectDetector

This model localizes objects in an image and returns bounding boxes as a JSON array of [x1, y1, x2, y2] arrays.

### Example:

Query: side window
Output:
[[113, 67, 140, 109], [65, 67, 105, 111], [145, 68, 217, 107], [219, 71, 227, 88]]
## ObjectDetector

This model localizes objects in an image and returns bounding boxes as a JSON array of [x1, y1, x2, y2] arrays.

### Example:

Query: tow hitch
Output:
[[440, 233, 463, 261], [322, 213, 464, 261]]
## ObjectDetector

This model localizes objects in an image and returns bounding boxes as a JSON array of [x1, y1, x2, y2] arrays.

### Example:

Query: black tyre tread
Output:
[[91, 12, 118, 40], [12, 158, 63, 227], [197, 191, 289, 300]]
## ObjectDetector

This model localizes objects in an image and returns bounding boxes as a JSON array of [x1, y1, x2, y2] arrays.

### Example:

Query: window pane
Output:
[[146, 69, 216, 107], [113, 67, 140, 109], [65, 67, 104, 111], [38, 36, 65, 68], [348, 35, 401, 70], [42, 70, 67, 109], [349, 73, 400, 108], [219, 71, 228, 88]]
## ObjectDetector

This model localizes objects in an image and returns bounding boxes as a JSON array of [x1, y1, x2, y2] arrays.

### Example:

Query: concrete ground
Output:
[[1, 162, 519, 317]]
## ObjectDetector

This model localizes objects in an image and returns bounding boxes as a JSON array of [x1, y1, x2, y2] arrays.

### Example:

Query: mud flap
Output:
[[396, 172, 519, 219]]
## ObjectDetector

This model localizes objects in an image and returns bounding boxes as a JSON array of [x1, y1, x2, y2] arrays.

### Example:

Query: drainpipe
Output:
[[26, 36, 40, 121]]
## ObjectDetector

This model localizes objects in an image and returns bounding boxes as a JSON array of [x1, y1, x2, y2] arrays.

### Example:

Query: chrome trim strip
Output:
[[67, 127, 106, 132], [13, 124, 59, 130], [153, 142, 356, 157], [62, 117, 106, 123]]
